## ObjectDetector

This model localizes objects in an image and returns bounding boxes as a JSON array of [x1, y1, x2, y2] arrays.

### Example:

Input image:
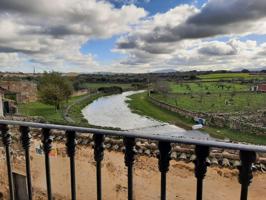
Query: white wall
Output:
[[0, 94, 3, 117]]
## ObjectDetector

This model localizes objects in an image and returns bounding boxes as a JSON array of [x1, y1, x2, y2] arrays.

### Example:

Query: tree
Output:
[[241, 69, 250, 73], [153, 80, 170, 97], [38, 72, 73, 109]]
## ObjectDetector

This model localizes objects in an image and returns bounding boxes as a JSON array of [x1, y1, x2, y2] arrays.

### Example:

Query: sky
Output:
[[0, 0, 266, 73]]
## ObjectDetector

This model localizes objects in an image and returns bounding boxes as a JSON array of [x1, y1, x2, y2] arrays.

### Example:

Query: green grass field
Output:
[[152, 92, 266, 113], [18, 101, 66, 124], [169, 82, 249, 93], [198, 73, 266, 80], [67, 93, 104, 126], [18, 94, 100, 125], [127, 92, 266, 145]]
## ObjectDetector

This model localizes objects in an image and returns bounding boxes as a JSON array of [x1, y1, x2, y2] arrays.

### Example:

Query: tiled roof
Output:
[[258, 84, 266, 91]]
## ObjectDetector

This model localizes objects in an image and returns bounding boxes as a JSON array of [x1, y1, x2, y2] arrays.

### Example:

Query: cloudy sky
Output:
[[0, 0, 266, 73]]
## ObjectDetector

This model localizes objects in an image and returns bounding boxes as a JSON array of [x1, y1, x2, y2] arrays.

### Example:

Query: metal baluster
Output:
[[93, 134, 104, 200], [65, 130, 77, 200], [238, 151, 256, 200], [194, 145, 210, 200], [158, 141, 171, 200], [0, 124, 15, 200], [20, 126, 32, 200], [123, 137, 136, 200], [41, 128, 53, 200]]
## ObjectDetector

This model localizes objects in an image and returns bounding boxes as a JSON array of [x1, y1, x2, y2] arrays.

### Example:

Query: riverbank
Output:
[[126, 92, 193, 130], [127, 92, 266, 145], [18, 93, 104, 126], [64, 93, 106, 126]]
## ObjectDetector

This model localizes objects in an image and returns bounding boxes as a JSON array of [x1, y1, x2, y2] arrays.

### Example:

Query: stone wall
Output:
[[2, 127, 266, 171], [26, 129, 266, 171], [0, 81, 38, 103], [207, 113, 266, 135], [148, 94, 201, 119], [148, 94, 266, 135]]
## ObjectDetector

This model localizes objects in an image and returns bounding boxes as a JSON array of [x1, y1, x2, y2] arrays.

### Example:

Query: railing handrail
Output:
[[1, 119, 266, 152]]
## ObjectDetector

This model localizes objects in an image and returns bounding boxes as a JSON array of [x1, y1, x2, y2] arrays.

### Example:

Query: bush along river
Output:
[[82, 91, 211, 140]]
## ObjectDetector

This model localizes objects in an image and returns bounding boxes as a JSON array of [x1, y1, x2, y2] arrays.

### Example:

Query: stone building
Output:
[[0, 81, 38, 103]]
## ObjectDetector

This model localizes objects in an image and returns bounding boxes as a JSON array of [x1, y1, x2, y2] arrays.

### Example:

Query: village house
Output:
[[250, 83, 266, 92]]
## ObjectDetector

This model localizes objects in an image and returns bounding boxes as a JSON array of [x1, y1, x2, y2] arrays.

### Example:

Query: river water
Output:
[[82, 91, 211, 140]]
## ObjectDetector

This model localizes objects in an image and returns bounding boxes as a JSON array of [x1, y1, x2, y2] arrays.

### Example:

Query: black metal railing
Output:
[[0, 119, 266, 200]]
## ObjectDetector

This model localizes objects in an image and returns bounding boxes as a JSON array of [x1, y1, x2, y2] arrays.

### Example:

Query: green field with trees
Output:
[[18, 73, 128, 126], [152, 92, 266, 113], [18, 93, 87, 124], [127, 92, 266, 145], [198, 73, 266, 80], [13, 71, 266, 144], [169, 82, 249, 93], [151, 80, 266, 113]]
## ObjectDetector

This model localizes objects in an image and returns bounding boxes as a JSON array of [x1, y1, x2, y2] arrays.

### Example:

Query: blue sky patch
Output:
[[80, 36, 125, 64]]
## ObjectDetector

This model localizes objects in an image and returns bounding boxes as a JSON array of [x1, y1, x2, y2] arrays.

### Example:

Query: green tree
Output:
[[38, 72, 73, 109]]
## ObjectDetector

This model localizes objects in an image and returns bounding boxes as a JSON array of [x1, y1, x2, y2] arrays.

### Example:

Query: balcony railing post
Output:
[[65, 130, 77, 200], [41, 128, 53, 200], [194, 145, 210, 200], [238, 150, 256, 200], [0, 124, 15, 200], [158, 141, 171, 200], [123, 137, 136, 200], [93, 134, 104, 200], [1, 119, 266, 200], [20, 126, 33, 200]]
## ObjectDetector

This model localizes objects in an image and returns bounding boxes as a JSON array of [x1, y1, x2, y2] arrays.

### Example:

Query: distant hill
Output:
[[232, 67, 266, 72], [151, 69, 177, 73]]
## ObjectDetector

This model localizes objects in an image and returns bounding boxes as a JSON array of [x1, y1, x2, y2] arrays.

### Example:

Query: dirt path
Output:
[[63, 93, 93, 123]]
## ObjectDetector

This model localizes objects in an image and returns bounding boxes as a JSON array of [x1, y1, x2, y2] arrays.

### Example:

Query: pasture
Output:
[[198, 73, 266, 80], [152, 92, 266, 113], [169, 82, 249, 93]]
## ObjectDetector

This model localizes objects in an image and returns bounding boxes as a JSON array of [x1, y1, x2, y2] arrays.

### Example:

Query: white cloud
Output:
[[0, 0, 147, 72], [198, 41, 237, 56], [114, 0, 266, 72], [0, 0, 266, 73]]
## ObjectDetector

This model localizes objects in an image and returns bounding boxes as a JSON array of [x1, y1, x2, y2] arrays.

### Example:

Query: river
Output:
[[82, 91, 211, 140]]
